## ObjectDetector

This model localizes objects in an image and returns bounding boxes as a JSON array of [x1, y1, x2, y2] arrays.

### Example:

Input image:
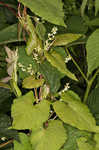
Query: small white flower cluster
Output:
[[33, 52, 40, 63], [44, 26, 58, 50], [65, 55, 72, 63], [59, 83, 70, 94], [18, 63, 34, 75]]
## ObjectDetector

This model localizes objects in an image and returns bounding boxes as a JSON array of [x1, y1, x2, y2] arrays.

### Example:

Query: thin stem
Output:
[[65, 48, 88, 83], [34, 88, 39, 103], [83, 69, 99, 103], [0, 139, 13, 148]]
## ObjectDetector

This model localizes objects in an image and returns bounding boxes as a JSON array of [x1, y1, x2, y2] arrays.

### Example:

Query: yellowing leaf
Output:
[[11, 91, 50, 130], [53, 33, 82, 46], [53, 91, 99, 132], [30, 120, 67, 150], [22, 76, 44, 89], [44, 51, 77, 81]]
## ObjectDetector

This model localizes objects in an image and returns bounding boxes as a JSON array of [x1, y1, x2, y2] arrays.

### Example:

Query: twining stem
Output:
[[83, 69, 99, 103], [65, 48, 88, 83]]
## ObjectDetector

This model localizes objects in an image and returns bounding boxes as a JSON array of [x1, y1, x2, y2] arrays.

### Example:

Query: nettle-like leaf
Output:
[[30, 120, 67, 150], [36, 22, 46, 41], [39, 60, 64, 93], [11, 91, 50, 130], [77, 137, 94, 150], [53, 91, 99, 132], [22, 76, 44, 89], [44, 51, 77, 81], [95, 0, 99, 16], [53, 33, 82, 46], [14, 133, 32, 150], [18, 0, 65, 26], [86, 29, 99, 75]]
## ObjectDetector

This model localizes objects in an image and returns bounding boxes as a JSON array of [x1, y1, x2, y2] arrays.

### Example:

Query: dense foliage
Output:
[[0, 0, 99, 149]]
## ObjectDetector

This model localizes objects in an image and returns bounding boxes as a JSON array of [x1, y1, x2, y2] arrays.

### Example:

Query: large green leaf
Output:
[[18, 0, 65, 26], [86, 29, 99, 75], [11, 91, 50, 130], [53, 91, 99, 132], [94, 133, 99, 149], [0, 24, 23, 45], [44, 51, 77, 81], [14, 133, 32, 150], [95, 0, 99, 16], [39, 60, 64, 93], [53, 33, 82, 46], [30, 120, 67, 150]]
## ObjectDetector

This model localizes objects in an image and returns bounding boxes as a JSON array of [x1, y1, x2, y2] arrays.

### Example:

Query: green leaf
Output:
[[0, 24, 23, 45], [81, 0, 88, 17], [22, 76, 44, 89], [62, 124, 92, 150], [18, 0, 65, 26], [44, 51, 77, 81], [36, 23, 46, 40], [53, 33, 82, 46], [53, 91, 99, 132], [18, 46, 39, 79], [39, 60, 64, 93], [11, 91, 50, 130], [87, 88, 99, 125], [94, 133, 99, 149], [77, 137, 94, 150], [14, 133, 32, 150], [0, 88, 12, 113], [86, 29, 99, 75], [67, 16, 88, 34], [30, 120, 67, 150], [95, 0, 99, 16]]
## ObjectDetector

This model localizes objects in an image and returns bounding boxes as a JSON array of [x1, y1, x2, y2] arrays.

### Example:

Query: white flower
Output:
[[59, 83, 70, 94], [65, 55, 71, 63]]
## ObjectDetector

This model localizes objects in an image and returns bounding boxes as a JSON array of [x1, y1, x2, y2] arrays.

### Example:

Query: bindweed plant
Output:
[[0, 0, 99, 150]]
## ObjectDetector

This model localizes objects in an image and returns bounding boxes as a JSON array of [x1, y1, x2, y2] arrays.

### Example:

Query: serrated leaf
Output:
[[30, 120, 67, 150], [53, 33, 82, 46], [86, 29, 99, 75], [95, 0, 99, 16], [11, 91, 50, 130], [44, 51, 77, 81], [14, 133, 32, 150], [39, 60, 64, 93], [77, 137, 94, 150], [22, 76, 44, 89], [19, 0, 65, 26], [53, 91, 99, 132]]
